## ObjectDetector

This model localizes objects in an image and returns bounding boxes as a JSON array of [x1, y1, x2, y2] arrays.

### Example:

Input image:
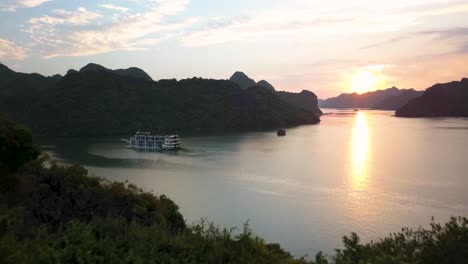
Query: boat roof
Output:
[[134, 132, 179, 137]]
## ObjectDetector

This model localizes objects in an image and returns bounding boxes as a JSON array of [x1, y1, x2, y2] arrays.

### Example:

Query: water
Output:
[[42, 109, 468, 257]]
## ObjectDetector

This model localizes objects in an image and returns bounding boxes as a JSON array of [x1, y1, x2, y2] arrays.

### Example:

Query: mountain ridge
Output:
[[79, 63, 153, 81], [372, 89, 423, 110], [319, 87, 423, 110], [229, 71, 322, 115], [0, 63, 320, 136], [396, 78, 468, 117], [277, 90, 323, 116]]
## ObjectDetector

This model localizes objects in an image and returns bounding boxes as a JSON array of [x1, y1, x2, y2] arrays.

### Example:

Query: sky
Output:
[[0, 0, 467, 98]]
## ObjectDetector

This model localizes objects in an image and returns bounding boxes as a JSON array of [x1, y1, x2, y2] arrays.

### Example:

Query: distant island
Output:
[[0, 63, 321, 137], [229, 71, 323, 116], [396, 78, 468, 117], [319, 87, 423, 110]]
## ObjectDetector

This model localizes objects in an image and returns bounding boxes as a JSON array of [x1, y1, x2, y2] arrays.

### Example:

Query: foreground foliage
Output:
[[0, 207, 302, 264], [311, 217, 468, 264], [0, 113, 39, 172]]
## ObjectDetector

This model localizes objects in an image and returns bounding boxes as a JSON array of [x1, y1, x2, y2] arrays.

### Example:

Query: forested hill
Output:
[[277, 90, 323, 116], [396, 78, 468, 117], [0, 63, 320, 137], [79, 63, 153, 81], [0, 63, 60, 96], [372, 89, 423, 110], [229, 71, 323, 116]]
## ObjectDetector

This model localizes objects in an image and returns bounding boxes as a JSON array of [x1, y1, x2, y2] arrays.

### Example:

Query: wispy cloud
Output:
[[28, 7, 102, 27], [418, 27, 468, 54], [0, 38, 28, 60], [362, 27, 468, 54], [1, 0, 52, 11], [361, 36, 408, 50], [23, 7, 103, 53], [99, 4, 130, 12], [180, 0, 468, 47], [417, 27, 468, 39], [23, 0, 194, 58], [180, 11, 355, 47]]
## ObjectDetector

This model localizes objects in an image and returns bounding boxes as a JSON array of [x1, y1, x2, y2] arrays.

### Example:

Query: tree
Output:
[[0, 114, 39, 171], [0, 114, 39, 192]]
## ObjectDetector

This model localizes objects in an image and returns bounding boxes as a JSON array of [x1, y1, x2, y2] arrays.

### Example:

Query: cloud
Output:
[[99, 4, 130, 12], [23, 0, 194, 58], [28, 7, 102, 27], [418, 27, 468, 54], [1, 0, 52, 11], [17, 0, 51, 7], [180, 0, 468, 47], [360, 36, 408, 50], [0, 38, 28, 60], [179, 13, 382, 47], [362, 27, 468, 54], [180, 11, 355, 47], [24, 7, 103, 53], [416, 27, 468, 39]]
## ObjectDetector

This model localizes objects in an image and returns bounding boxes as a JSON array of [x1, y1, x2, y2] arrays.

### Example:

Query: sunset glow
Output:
[[350, 112, 370, 190], [350, 70, 379, 94], [1, 0, 468, 261], [0, 0, 467, 97]]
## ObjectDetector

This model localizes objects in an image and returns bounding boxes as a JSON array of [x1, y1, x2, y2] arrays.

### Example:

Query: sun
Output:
[[350, 70, 379, 94]]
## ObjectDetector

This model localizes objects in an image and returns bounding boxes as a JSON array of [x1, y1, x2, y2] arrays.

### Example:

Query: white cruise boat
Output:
[[121, 131, 181, 150]]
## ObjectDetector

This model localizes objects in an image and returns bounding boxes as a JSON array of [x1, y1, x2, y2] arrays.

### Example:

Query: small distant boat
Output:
[[121, 131, 181, 150], [353, 109, 359, 112], [277, 129, 286, 136]]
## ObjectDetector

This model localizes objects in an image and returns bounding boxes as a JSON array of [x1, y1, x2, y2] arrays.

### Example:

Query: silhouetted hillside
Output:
[[278, 90, 323, 116], [257, 80, 276, 92], [79, 63, 153, 81], [229, 72, 276, 92], [372, 89, 423, 110], [0, 63, 18, 85], [396, 78, 468, 117], [319, 87, 419, 109], [229, 71, 257, 89], [229, 71, 322, 115], [0, 63, 60, 97], [0, 64, 319, 136]]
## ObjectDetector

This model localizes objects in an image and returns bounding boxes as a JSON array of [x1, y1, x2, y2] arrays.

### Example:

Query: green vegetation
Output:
[[0, 63, 319, 137], [0, 113, 39, 172], [0, 113, 39, 192], [310, 217, 468, 264], [1, 115, 467, 263]]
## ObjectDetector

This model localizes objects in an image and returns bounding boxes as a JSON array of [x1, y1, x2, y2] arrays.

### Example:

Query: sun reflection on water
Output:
[[350, 112, 370, 190]]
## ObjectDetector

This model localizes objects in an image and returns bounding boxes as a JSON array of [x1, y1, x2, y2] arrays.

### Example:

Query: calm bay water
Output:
[[42, 109, 468, 257]]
